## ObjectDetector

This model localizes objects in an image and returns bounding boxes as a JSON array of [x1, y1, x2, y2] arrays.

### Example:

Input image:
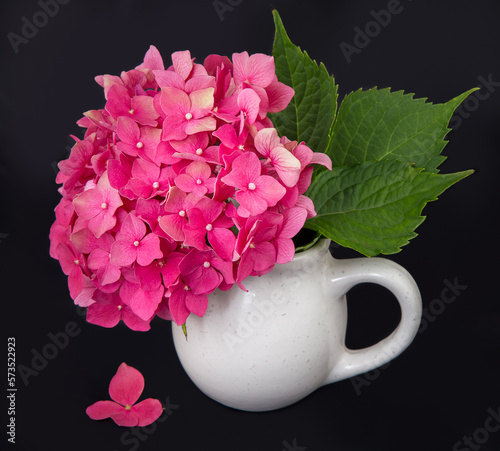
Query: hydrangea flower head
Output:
[[50, 45, 332, 330]]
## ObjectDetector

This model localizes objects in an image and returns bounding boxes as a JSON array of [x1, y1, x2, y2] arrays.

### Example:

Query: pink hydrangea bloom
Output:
[[86, 363, 162, 427], [50, 45, 332, 330]]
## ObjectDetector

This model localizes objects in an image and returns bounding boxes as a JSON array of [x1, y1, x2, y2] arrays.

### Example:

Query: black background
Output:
[[2, 0, 500, 450]]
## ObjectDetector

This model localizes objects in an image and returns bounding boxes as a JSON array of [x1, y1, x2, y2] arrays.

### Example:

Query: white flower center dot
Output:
[[152, 182, 160, 189], [117, 305, 122, 310], [185, 112, 193, 120], [248, 182, 256, 190], [196, 179, 202, 185], [136, 142, 144, 149], [203, 261, 211, 268], [74, 259, 80, 265], [101, 202, 108, 209], [206, 224, 213, 231], [184, 285, 190, 291], [128, 109, 134, 115], [238, 144, 245, 150], [179, 210, 186, 217], [133, 241, 140, 247], [196, 148, 203, 155], [249, 243, 256, 249]]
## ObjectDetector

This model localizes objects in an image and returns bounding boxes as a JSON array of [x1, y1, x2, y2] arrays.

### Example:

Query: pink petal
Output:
[[160, 87, 190, 117], [237, 88, 260, 124], [142, 45, 164, 71], [86, 302, 121, 328], [116, 116, 140, 145], [185, 290, 208, 317], [266, 80, 295, 113], [275, 237, 296, 265], [280, 207, 307, 238], [109, 410, 139, 427], [86, 400, 124, 420], [184, 117, 216, 135], [246, 53, 275, 87], [109, 363, 144, 406], [189, 88, 215, 116], [110, 240, 137, 267], [168, 289, 191, 325], [209, 228, 236, 261], [121, 307, 152, 331], [153, 69, 185, 89], [254, 128, 281, 158], [129, 285, 164, 321], [136, 233, 163, 267], [172, 50, 193, 80], [311, 151, 333, 170], [132, 399, 164, 427], [162, 115, 188, 141], [118, 213, 147, 242], [269, 146, 301, 187]]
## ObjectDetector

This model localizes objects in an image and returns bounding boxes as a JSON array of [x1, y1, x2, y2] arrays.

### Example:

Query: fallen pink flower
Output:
[[86, 363, 162, 426]]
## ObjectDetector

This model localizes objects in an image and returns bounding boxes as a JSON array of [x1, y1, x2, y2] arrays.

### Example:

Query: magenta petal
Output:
[[110, 240, 137, 267], [86, 302, 121, 328], [86, 400, 123, 420], [109, 363, 144, 406], [209, 228, 236, 261], [121, 307, 152, 331], [109, 410, 139, 427], [185, 291, 208, 317], [168, 290, 191, 325], [132, 399, 163, 427], [129, 285, 164, 321], [117, 116, 140, 145]]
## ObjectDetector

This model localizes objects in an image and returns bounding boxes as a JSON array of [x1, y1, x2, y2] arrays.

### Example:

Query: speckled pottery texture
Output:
[[172, 239, 422, 412]]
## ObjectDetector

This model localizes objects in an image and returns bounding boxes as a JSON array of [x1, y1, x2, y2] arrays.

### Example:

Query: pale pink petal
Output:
[[189, 88, 215, 116], [254, 128, 281, 158], [153, 70, 185, 89], [184, 117, 216, 135], [269, 146, 301, 187], [172, 50, 193, 80]]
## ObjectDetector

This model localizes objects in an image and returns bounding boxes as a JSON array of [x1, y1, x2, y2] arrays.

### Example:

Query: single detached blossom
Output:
[[86, 363, 162, 427]]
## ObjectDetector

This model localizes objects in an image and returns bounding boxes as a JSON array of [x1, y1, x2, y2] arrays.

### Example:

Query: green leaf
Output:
[[304, 160, 473, 256], [269, 9, 338, 154], [326, 88, 478, 173]]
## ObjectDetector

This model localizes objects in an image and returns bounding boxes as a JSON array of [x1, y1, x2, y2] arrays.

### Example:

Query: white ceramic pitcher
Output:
[[172, 239, 422, 412]]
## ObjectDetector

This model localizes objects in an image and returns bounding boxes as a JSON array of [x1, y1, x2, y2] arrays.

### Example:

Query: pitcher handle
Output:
[[325, 257, 422, 385]]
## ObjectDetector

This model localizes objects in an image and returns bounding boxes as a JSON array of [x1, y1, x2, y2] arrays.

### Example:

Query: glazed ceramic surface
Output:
[[172, 239, 422, 411]]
